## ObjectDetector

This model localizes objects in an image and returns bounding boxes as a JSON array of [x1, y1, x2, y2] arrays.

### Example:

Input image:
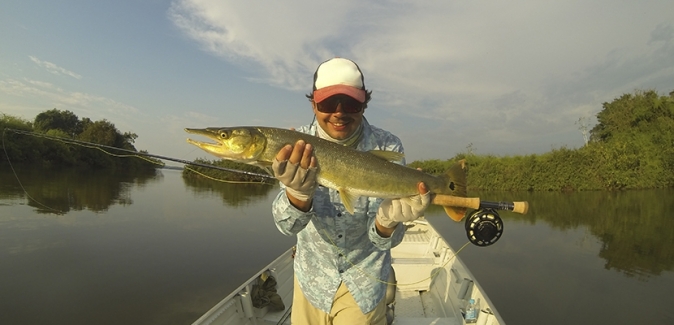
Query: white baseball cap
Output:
[[312, 58, 366, 103]]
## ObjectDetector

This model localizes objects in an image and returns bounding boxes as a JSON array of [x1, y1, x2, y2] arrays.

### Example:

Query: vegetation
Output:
[[409, 89, 674, 191], [1, 109, 160, 171]]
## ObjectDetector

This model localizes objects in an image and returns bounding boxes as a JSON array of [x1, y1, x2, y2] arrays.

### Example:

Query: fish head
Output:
[[185, 127, 267, 162]]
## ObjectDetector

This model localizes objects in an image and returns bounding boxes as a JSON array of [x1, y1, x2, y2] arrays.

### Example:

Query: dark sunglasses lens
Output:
[[317, 97, 362, 113], [316, 100, 335, 113], [342, 97, 362, 113]]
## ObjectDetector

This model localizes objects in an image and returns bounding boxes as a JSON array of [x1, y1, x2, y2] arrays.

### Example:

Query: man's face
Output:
[[312, 94, 365, 140]]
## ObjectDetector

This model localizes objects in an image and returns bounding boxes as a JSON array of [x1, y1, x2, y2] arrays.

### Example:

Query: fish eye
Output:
[[219, 131, 229, 138], [448, 182, 455, 191]]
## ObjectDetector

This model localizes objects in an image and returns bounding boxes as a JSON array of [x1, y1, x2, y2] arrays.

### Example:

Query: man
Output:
[[271, 57, 430, 325]]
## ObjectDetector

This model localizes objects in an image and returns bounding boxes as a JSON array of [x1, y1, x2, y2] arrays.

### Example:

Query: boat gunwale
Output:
[[191, 248, 294, 325]]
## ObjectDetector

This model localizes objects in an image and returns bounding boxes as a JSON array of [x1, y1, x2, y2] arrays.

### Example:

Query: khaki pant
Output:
[[291, 277, 387, 325]]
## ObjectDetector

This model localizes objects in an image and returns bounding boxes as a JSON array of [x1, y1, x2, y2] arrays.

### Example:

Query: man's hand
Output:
[[376, 182, 431, 230], [272, 140, 318, 211]]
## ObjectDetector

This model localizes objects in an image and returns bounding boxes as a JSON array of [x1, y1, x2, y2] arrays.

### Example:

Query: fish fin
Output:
[[250, 162, 274, 176], [444, 206, 467, 222], [338, 188, 358, 214], [444, 159, 467, 197], [442, 159, 468, 221], [368, 150, 405, 162]]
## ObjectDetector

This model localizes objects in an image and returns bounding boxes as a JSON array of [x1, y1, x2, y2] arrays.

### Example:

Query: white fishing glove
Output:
[[271, 158, 318, 202], [376, 192, 432, 228]]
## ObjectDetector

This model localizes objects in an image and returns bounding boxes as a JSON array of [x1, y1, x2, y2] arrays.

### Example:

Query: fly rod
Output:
[[5, 128, 529, 214]]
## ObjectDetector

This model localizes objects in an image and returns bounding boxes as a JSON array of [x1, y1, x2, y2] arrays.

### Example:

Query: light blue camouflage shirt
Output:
[[271, 118, 407, 314]]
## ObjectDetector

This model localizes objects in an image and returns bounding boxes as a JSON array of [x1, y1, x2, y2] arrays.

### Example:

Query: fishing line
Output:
[[183, 165, 272, 185], [2, 128, 64, 214], [322, 227, 471, 286], [2, 128, 275, 180], [1, 128, 276, 213]]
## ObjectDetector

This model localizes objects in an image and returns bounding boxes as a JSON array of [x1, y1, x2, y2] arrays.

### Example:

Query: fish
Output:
[[185, 126, 467, 221]]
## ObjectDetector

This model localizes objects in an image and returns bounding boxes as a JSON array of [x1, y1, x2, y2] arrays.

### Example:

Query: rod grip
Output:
[[431, 194, 480, 210], [432, 194, 529, 214], [512, 201, 529, 214]]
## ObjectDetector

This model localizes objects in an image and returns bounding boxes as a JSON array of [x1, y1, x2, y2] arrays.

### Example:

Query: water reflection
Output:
[[1, 165, 161, 214], [0, 167, 292, 325], [182, 174, 277, 207], [467, 190, 674, 278], [2, 165, 672, 278], [1, 168, 672, 325]]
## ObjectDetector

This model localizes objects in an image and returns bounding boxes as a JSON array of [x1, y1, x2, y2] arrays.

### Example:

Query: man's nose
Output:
[[332, 103, 345, 115]]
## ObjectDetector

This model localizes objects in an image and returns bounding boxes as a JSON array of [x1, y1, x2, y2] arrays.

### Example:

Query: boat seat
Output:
[[393, 317, 461, 325], [392, 257, 435, 264]]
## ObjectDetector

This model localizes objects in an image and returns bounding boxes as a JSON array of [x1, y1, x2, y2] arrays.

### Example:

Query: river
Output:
[[1, 166, 672, 324]]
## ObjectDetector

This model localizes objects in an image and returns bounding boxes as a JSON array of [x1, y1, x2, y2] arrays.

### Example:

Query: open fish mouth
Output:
[[184, 127, 268, 162], [185, 128, 220, 143]]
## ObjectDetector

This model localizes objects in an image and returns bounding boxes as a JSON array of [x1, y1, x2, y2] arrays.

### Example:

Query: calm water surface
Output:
[[0, 166, 673, 325]]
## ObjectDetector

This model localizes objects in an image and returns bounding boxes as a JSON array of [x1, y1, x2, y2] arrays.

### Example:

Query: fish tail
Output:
[[440, 159, 468, 222]]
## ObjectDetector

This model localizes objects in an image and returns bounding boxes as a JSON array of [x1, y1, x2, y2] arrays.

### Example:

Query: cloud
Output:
[[0, 78, 137, 118], [168, 0, 674, 156], [649, 23, 674, 44], [29, 56, 83, 80]]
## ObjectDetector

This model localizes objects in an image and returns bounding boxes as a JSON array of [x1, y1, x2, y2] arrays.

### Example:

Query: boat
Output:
[[191, 219, 506, 325]]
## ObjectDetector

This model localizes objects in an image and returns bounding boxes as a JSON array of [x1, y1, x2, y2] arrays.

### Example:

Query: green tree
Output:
[[590, 90, 674, 143], [33, 109, 82, 136], [3, 111, 157, 170], [1, 114, 38, 163], [78, 120, 127, 148]]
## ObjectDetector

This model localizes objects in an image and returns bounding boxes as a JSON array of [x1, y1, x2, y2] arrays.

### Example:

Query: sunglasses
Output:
[[316, 95, 364, 114]]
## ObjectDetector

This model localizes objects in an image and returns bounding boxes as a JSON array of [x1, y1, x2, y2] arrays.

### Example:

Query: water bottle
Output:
[[465, 298, 479, 323]]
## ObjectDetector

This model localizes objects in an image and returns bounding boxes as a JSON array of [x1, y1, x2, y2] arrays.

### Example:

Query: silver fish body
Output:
[[185, 126, 466, 219]]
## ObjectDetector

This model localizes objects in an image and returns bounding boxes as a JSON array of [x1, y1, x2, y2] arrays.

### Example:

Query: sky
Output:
[[1, 0, 673, 163]]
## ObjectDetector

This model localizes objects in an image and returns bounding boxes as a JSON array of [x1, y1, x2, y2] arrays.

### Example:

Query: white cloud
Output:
[[29, 56, 83, 80], [168, 0, 674, 157], [0, 78, 138, 118]]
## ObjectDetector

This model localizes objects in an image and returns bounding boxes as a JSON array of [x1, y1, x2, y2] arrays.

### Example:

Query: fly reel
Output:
[[465, 208, 503, 247]]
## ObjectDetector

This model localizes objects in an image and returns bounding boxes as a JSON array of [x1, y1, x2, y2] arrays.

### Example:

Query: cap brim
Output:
[[314, 85, 366, 103]]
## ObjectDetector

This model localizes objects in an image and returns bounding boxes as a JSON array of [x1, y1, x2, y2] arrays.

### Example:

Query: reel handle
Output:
[[432, 194, 529, 214]]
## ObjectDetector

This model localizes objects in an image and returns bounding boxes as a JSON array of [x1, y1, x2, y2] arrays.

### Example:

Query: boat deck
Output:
[[390, 222, 466, 325], [192, 220, 504, 325]]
